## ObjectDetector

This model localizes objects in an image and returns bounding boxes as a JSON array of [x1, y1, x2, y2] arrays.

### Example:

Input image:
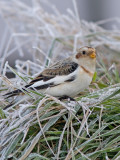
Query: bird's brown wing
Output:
[[28, 58, 78, 86], [4, 58, 78, 99]]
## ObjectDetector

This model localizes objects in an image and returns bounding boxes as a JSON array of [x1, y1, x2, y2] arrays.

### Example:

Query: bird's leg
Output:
[[59, 95, 75, 101]]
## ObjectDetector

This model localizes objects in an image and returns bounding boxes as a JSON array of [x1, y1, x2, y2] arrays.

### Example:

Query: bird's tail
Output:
[[4, 89, 22, 98], [3, 85, 32, 109], [3, 89, 26, 109], [4, 84, 31, 99]]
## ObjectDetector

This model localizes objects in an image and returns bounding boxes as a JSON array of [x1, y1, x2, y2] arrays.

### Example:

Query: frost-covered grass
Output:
[[1, 0, 120, 160]]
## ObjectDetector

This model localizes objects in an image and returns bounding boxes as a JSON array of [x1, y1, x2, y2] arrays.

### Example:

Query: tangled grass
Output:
[[0, 0, 120, 159]]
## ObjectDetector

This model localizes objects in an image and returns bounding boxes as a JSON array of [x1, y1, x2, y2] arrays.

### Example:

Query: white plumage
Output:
[[31, 66, 93, 97], [4, 46, 96, 103]]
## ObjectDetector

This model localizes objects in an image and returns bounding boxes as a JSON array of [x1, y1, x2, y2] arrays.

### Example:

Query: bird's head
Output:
[[74, 46, 96, 71]]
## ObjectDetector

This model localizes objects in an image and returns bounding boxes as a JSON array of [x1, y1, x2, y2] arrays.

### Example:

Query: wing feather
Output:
[[29, 58, 78, 86], [4, 58, 78, 98]]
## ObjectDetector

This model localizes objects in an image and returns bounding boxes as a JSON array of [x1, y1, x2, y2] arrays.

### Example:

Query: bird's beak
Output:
[[90, 51, 96, 58]]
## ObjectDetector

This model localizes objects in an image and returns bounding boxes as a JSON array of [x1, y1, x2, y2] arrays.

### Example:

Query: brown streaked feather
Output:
[[29, 58, 78, 86], [43, 58, 78, 75]]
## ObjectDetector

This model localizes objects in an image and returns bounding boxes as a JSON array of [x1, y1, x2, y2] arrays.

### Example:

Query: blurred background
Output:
[[1, 0, 120, 31], [0, 0, 120, 77]]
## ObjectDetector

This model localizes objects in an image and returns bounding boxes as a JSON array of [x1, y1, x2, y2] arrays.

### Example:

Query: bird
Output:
[[4, 46, 96, 107]]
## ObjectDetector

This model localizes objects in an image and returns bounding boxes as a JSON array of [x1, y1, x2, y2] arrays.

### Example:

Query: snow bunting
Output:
[[5, 46, 96, 100]]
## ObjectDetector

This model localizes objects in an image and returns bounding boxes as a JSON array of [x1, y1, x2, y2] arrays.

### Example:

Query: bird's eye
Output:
[[82, 51, 86, 55]]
